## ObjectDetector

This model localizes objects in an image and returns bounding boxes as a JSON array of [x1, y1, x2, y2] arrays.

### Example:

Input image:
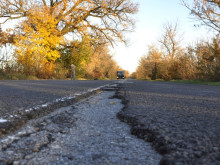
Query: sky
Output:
[[110, 0, 214, 73]]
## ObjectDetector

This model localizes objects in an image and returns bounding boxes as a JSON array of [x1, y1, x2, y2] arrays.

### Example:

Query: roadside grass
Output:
[[0, 73, 114, 81], [146, 79, 220, 86], [0, 73, 38, 80]]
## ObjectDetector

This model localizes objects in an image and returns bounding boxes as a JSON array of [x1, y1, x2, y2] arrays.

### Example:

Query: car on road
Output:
[[117, 71, 125, 79]]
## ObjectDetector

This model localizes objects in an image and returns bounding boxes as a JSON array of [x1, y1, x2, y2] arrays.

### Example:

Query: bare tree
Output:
[[158, 21, 183, 60], [182, 0, 220, 33]]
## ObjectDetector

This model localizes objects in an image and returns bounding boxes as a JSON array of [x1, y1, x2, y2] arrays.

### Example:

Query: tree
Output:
[[14, 9, 64, 78], [124, 70, 130, 78], [195, 36, 220, 81], [158, 21, 184, 80], [0, 27, 16, 73], [182, 0, 220, 32], [147, 44, 163, 80], [177, 46, 197, 80], [0, 28, 14, 45], [85, 44, 120, 79], [0, 0, 138, 78], [0, 0, 138, 45], [159, 22, 183, 60], [135, 55, 149, 79], [58, 35, 92, 78]]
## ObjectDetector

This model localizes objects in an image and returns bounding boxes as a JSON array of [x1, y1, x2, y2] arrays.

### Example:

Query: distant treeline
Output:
[[132, 22, 220, 82], [133, 0, 220, 82]]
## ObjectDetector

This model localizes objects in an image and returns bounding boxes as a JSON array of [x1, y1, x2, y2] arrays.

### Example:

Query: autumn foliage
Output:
[[134, 0, 220, 82], [14, 7, 63, 78], [0, 0, 138, 79], [134, 22, 220, 81], [85, 44, 120, 79]]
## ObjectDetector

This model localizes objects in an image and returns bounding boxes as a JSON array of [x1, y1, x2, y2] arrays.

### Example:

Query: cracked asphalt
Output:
[[0, 91, 161, 165], [0, 80, 115, 137], [1, 79, 220, 165], [117, 80, 220, 165]]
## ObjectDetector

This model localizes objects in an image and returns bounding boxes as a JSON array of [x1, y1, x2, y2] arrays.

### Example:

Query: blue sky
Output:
[[111, 0, 214, 73]]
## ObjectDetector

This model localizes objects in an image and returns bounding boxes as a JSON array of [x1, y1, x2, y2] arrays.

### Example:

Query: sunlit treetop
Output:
[[182, 0, 220, 33], [0, 0, 139, 45]]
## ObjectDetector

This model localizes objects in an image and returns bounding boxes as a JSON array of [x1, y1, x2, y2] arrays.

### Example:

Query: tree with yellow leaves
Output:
[[0, 0, 138, 44], [14, 7, 64, 78], [0, 0, 138, 78]]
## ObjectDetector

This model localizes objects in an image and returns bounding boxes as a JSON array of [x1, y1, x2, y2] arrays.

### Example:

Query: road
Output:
[[0, 80, 116, 117], [117, 80, 220, 165], [0, 80, 115, 136], [0, 79, 220, 164], [0, 80, 161, 165]]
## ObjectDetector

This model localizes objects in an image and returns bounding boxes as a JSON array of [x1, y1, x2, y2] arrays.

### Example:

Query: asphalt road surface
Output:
[[0, 79, 220, 165], [0, 80, 115, 117], [0, 80, 115, 136], [117, 80, 220, 165], [0, 91, 161, 165]]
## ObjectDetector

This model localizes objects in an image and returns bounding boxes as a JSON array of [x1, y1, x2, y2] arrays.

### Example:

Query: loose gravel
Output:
[[117, 80, 220, 165], [0, 91, 161, 165]]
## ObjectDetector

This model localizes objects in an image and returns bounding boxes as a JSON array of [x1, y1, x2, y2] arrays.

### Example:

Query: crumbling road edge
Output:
[[0, 83, 117, 138]]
